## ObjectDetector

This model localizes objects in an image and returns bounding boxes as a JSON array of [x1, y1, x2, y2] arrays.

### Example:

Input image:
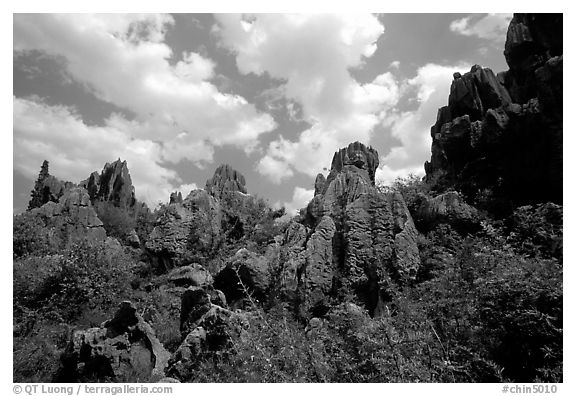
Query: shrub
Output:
[[13, 212, 59, 258], [94, 201, 136, 242], [410, 229, 562, 382], [14, 239, 135, 321]]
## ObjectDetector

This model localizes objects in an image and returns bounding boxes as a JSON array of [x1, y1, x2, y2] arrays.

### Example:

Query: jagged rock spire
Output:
[[205, 164, 247, 198]]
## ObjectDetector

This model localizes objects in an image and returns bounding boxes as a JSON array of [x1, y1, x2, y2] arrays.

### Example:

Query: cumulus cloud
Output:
[[14, 97, 191, 207], [215, 14, 398, 181], [277, 186, 314, 215], [13, 13, 276, 166], [376, 63, 469, 187], [450, 13, 512, 41]]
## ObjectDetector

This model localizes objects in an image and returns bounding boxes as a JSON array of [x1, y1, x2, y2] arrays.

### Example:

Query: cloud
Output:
[[13, 97, 191, 207], [215, 14, 398, 181], [277, 186, 314, 215], [376, 63, 469, 187], [13, 14, 276, 167], [450, 14, 512, 42]]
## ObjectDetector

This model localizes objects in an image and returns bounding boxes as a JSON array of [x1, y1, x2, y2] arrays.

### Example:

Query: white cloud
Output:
[[277, 186, 314, 215], [13, 97, 188, 207], [13, 14, 276, 167], [450, 13, 512, 41], [256, 154, 294, 183], [215, 14, 398, 181], [175, 183, 199, 197], [376, 63, 469, 187]]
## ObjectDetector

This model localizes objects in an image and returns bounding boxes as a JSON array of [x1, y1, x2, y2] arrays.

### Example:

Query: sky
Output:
[[13, 13, 513, 214]]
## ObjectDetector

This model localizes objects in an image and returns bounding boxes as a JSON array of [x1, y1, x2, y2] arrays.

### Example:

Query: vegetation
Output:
[[13, 235, 136, 382], [13, 174, 562, 383]]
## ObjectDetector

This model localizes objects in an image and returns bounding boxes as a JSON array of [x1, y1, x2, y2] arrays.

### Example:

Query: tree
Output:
[[28, 160, 50, 210]]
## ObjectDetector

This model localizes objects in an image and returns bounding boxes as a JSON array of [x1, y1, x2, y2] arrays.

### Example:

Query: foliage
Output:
[[14, 239, 135, 321], [13, 212, 59, 258], [378, 174, 433, 215], [411, 222, 562, 382], [13, 237, 138, 382], [94, 201, 136, 242]]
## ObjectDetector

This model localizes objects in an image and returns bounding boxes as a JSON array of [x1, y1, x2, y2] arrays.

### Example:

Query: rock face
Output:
[[28, 160, 74, 210], [146, 189, 222, 272], [425, 14, 562, 215], [168, 264, 214, 288], [28, 187, 106, 244], [146, 164, 250, 273], [56, 301, 170, 382], [170, 191, 183, 204], [80, 159, 136, 208], [166, 286, 247, 382], [214, 248, 271, 305], [205, 164, 247, 198], [281, 142, 420, 317], [416, 191, 480, 233]]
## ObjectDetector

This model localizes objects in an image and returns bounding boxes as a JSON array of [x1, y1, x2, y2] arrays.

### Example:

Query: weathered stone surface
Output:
[[146, 189, 222, 272], [81, 159, 135, 208], [57, 301, 170, 382], [425, 14, 562, 214], [416, 191, 480, 233], [169, 191, 183, 205], [214, 248, 271, 304], [298, 216, 336, 315], [327, 141, 379, 186], [180, 287, 213, 334], [270, 221, 308, 293], [168, 264, 213, 288], [167, 293, 249, 382], [314, 173, 327, 196], [279, 142, 420, 317], [126, 229, 141, 248], [28, 187, 106, 244], [205, 164, 247, 198]]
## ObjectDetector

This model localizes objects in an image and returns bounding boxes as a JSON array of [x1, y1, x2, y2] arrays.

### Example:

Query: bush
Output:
[[94, 201, 136, 242], [409, 227, 562, 382], [14, 239, 135, 321], [13, 212, 59, 258], [379, 174, 433, 215]]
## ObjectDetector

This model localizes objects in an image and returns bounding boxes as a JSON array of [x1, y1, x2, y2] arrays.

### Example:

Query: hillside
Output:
[[13, 13, 562, 383]]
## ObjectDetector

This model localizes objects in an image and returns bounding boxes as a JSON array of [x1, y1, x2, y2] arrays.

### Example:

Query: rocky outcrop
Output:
[[56, 301, 170, 382], [28, 160, 74, 210], [146, 164, 254, 273], [416, 191, 481, 233], [167, 264, 214, 288], [280, 142, 420, 317], [146, 189, 222, 272], [425, 14, 562, 215], [80, 159, 136, 208], [214, 248, 271, 305], [205, 164, 247, 199], [28, 187, 106, 244], [166, 286, 248, 382], [169, 191, 183, 204]]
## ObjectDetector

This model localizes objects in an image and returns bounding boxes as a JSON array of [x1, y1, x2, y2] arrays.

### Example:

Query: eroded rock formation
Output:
[[277, 142, 420, 317], [146, 189, 222, 272], [28, 187, 107, 244], [80, 159, 136, 208], [425, 13, 562, 215], [57, 301, 170, 382], [205, 164, 247, 199]]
